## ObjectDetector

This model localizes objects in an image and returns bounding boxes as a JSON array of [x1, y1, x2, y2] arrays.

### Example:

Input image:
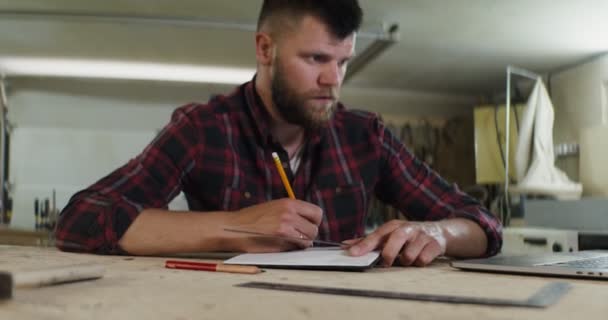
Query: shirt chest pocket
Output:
[[221, 186, 265, 211], [314, 181, 369, 240]]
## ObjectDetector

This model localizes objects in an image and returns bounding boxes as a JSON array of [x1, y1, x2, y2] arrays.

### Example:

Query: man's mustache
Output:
[[310, 90, 338, 99]]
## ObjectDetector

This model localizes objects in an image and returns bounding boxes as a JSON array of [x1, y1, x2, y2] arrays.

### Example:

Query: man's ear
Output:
[[255, 32, 274, 66]]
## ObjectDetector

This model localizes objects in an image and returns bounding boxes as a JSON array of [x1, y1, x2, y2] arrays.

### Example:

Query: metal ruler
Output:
[[236, 281, 571, 308]]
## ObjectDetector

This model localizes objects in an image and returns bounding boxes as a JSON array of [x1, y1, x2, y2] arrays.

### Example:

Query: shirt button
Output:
[[244, 192, 251, 199], [335, 187, 342, 193]]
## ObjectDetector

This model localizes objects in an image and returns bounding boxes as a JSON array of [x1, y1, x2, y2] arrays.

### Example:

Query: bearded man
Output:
[[56, 0, 501, 267]]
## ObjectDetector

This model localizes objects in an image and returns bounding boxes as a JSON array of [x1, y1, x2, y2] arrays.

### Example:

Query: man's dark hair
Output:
[[257, 0, 363, 39]]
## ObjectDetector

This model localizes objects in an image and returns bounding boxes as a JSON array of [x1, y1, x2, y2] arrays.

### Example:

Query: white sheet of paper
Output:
[[223, 247, 380, 268]]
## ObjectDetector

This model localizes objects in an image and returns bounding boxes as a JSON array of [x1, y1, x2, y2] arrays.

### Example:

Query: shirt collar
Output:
[[243, 77, 274, 146]]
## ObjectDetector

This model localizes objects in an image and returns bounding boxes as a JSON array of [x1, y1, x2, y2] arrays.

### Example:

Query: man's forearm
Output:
[[439, 218, 488, 258], [118, 209, 239, 255], [119, 199, 325, 256]]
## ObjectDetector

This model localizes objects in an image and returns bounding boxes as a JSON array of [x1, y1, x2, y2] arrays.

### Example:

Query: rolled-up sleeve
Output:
[[55, 104, 203, 254]]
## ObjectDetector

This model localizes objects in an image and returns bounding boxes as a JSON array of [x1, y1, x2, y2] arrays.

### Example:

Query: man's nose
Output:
[[319, 63, 343, 87]]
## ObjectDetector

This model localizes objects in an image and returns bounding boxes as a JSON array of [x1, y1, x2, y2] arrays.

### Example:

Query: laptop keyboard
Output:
[[548, 256, 608, 269]]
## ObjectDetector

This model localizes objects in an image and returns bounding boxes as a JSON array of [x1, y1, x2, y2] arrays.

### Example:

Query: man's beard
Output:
[[271, 62, 337, 132]]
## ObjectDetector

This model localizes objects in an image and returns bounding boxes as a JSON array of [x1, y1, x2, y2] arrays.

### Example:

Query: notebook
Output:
[[450, 250, 608, 280], [223, 247, 381, 271]]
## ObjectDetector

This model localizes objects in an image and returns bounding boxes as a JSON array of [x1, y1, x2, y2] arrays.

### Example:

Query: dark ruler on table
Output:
[[236, 281, 571, 308]]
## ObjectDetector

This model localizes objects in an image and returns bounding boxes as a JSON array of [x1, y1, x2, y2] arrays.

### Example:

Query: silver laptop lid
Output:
[[450, 251, 608, 280]]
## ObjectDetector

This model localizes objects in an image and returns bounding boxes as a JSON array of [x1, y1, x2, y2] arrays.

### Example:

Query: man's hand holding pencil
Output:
[[223, 152, 322, 253], [225, 199, 323, 253]]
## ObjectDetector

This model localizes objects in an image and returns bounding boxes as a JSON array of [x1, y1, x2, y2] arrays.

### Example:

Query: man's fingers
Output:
[[348, 226, 395, 256], [348, 220, 410, 256], [399, 233, 430, 266], [288, 229, 313, 249], [290, 200, 323, 225], [344, 220, 445, 266], [380, 229, 414, 267], [339, 238, 363, 249], [348, 235, 380, 256], [288, 213, 319, 242], [232, 199, 324, 252], [342, 238, 363, 245], [413, 241, 443, 267]]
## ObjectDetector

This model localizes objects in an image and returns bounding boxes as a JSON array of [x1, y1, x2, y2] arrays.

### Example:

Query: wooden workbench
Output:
[[0, 245, 606, 320]]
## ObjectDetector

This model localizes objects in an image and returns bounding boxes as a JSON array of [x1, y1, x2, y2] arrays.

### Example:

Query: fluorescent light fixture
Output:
[[344, 24, 399, 83], [0, 56, 256, 84]]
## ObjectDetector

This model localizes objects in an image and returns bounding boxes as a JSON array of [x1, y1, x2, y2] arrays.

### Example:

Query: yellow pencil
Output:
[[271, 152, 296, 199]]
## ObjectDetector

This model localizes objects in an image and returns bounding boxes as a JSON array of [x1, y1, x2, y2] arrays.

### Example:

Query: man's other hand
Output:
[[346, 220, 447, 267]]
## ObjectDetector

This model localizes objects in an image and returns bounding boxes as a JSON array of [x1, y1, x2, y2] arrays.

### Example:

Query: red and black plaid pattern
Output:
[[55, 80, 502, 255]]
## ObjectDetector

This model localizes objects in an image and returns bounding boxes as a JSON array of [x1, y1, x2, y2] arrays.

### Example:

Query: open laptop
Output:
[[450, 250, 608, 280]]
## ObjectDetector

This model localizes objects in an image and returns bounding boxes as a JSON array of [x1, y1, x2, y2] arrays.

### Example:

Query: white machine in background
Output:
[[501, 227, 578, 255]]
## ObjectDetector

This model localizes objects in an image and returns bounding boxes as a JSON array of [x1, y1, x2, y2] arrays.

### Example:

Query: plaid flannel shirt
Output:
[[55, 80, 502, 255]]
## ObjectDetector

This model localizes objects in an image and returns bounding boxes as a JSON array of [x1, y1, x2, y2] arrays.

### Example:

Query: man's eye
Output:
[[310, 55, 326, 63]]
